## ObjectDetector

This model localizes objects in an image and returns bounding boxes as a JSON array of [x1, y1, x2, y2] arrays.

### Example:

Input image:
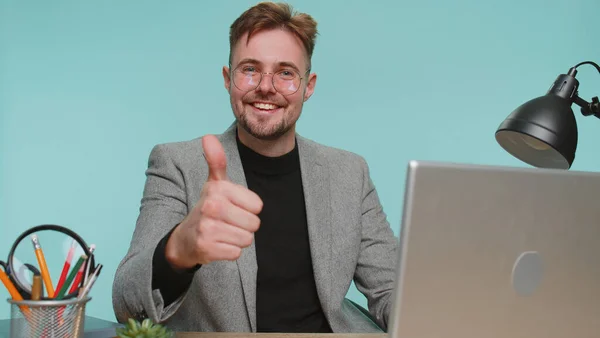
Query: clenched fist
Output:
[[165, 135, 263, 269]]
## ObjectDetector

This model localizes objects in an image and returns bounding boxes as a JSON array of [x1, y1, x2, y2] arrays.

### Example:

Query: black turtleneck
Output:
[[151, 133, 332, 333], [236, 135, 331, 333]]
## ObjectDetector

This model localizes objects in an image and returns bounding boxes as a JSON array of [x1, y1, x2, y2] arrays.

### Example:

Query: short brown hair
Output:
[[228, 2, 318, 70]]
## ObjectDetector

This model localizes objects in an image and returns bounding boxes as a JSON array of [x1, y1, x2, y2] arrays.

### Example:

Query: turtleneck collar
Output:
[[236, 131, 300, 175]]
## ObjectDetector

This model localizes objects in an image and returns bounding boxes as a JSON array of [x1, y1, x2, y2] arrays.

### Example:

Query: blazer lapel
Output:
[[211, 126, 333, 330], [217, 125, 258, 332], [297, 136, 333, 314]]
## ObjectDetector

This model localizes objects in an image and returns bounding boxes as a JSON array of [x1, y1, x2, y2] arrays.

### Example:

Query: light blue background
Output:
[[1, 0, 599, 322]]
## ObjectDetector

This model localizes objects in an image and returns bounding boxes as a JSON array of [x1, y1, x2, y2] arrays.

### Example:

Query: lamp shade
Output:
[[495, 94, 578, 169]]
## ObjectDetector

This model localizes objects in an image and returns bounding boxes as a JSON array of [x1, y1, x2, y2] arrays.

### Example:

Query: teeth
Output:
[[253, 102, 277, 110]]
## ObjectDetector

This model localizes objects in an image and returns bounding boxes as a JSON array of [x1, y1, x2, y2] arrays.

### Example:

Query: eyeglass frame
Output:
[[228, 63, 311, 96]]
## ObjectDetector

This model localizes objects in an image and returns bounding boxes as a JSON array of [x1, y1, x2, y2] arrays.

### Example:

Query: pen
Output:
[[78, 264, 102, 300], [70, 245, 95, 294], [55, 240, 77, 294], [31, 235, 55, 298], [82, 244, 96, 286], [55, 254, 87, 299]]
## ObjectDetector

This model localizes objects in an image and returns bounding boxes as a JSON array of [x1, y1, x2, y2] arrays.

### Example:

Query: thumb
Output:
[[203, 135, 228, 181]]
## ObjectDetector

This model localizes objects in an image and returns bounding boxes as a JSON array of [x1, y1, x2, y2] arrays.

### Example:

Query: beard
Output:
[[233, 93, 299, 141], [237, 112, 291, 141]]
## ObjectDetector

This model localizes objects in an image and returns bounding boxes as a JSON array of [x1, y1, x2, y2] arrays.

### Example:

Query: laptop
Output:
[[387, 161, 600, 338]]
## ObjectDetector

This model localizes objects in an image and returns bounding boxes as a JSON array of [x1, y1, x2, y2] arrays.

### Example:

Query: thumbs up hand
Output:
[[204, 134, 228, 181], [165, 135, 263, 269]]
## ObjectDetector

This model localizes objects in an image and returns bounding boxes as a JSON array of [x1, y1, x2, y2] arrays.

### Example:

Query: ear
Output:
[[303, 72, 317, 102], [222, 66, 231, 91]]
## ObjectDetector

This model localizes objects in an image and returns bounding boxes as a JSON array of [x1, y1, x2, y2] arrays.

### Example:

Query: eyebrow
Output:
[[235, 58, 302, 73]]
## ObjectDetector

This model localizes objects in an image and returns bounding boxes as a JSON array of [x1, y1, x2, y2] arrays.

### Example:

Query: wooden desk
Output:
[[174, 334, 386, 338]]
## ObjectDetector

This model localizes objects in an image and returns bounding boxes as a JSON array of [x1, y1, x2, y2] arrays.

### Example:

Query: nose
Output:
[[256, 73, 277, 95]]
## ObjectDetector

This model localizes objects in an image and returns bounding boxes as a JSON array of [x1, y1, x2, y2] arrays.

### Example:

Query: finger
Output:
[[202, 135, 227, 181], [207, 242, 243, 261], [222, 203, 261, 233], [216, 180, 263, 215], [204, 219, 255, 248], [202, 198, 261, 233]]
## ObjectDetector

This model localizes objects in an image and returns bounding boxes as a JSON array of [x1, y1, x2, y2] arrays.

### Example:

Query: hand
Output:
[[165, 135, 263, 269]]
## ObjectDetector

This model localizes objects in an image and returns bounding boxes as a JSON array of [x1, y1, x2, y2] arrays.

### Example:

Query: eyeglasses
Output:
[[231, 65, 307, 96]]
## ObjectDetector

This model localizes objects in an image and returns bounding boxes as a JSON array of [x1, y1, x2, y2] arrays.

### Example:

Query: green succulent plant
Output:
[[116, 318, 174, 338]]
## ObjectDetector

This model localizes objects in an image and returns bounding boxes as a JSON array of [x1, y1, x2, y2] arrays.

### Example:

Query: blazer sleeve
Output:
[[112, 143, 193, 324], [353, 157, 399, 330]]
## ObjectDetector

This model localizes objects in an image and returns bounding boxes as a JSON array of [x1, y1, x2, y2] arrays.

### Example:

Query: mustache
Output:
[[242, 94, 287, 107]]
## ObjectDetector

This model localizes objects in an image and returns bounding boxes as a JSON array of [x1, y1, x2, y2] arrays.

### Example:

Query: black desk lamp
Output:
[[495, 61, 600, 169]]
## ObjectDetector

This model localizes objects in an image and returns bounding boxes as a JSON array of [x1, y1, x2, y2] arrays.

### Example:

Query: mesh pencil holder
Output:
[[7, 297, 91, 338]]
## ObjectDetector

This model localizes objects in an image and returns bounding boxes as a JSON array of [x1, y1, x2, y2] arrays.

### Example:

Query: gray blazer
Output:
[[112, 124, 399, 333]]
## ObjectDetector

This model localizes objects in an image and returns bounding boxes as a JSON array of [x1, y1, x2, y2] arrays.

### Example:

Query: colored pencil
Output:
[[54, 254, 87, 300], [69, 245, 95, 294], [55, 240, 77, 294]]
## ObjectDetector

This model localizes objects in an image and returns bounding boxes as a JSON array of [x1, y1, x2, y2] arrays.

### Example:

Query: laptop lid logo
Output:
[[512, 251, 543, 296]]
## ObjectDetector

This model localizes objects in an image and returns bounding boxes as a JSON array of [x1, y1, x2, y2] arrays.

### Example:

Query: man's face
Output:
[[223, 29, 317, 141]]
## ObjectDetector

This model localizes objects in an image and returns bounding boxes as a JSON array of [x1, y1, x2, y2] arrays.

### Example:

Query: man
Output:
[[112, 1, 398, 333]]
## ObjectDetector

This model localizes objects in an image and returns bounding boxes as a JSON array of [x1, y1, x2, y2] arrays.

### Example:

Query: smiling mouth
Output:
[[251, 102, 281, 112]]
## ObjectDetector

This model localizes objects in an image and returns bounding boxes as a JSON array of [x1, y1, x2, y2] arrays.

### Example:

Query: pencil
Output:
[[31, 235, 55, 298], [30, 275, 44, 336], [68, 264, 85, 294], [0, 269, 23, 301], [1, 269, 30, 317], [54, 254, 87, 299], [55, 239, 77, 294], [31, 275, 42, 300]]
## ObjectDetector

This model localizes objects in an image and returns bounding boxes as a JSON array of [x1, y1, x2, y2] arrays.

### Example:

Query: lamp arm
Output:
[[569, 61, 600, 119], [575, 95, 600, 118]]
